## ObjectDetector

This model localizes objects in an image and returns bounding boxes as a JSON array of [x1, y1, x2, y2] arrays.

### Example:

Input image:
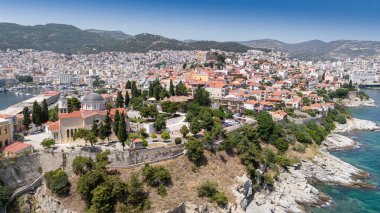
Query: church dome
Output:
[[82, 93, 105, 102], [81, 93, 106, 111]]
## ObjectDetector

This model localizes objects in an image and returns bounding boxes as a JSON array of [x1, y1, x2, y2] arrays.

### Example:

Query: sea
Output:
[[1, 88, 380, 212], [0, 88, 48, 111], [311, 89, 380, 213]]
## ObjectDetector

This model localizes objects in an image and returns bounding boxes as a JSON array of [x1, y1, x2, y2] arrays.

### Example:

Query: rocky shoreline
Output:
[[245, 118, 378, 213], [340, 98, 376, 107]]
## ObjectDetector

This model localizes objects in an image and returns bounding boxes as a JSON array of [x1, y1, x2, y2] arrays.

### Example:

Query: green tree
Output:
[[180, 125, 189, 138], [22, 107, 31, 132], [125, 92, 130, 107], [48, 105, 59, 122], [113, 110, 120, 135], [72, 156, 95, 175], [102, 111, 112, 143], [41, 138, 55, 149], [193, 87, 211, 106], [142, 164, 171, 187], [140, 104, 158, 119], [45, 169, 70, 197], [77, 170, 106, 205], [161, 131, 170, 141], [41, 99, 49, 123], [257, 111, 275, 142], [117, 112, 128, 148], [154, 115, 166, 132], [68, 97, 81, 112], [131, 81, 140, 97], [150, 133, 157, 141], [169, 80, 175, 96], [125, 80, 132, 89], [190, 119, 202, 135], [175, 137, 182, 145], [91, 119, 99, 137], [73, 129, 98, 146], [89, 184, 115, 213], [160, 101, 180, 114], [32, 101, 42, 129], [175, 81, 188, 96], [185, 138, 204, 163], [116, 91, 124, 108]]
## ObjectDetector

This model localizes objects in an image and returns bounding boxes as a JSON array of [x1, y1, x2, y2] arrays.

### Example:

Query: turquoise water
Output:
[[312, 89, 380, 213]]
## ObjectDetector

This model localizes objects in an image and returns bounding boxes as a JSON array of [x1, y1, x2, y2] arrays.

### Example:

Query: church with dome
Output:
[[47, 92, 126, 143]]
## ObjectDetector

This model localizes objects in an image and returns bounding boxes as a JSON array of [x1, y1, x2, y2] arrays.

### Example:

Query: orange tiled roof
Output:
[[1, 142, 32, 153]]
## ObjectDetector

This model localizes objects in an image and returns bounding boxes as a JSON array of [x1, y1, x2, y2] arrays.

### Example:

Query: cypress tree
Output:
[[117, 112, 128, 149], [32, 101, 42, 129], [41, 99, 49, 123], [91, 119, 99, 137], [125, 92, 130, 107], [22, 107, 31, 132], [169, 79, 175, 96], [113, 110, 120, 135], [104, 111, 112, 143], [115, 91, 124, 108], [125, 80, 132, 89]]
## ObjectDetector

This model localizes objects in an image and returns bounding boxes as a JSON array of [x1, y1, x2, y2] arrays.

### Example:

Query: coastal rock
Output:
[[299, 151, 369, 187], [322, 133, 358, 150], [334, 118, 379, 133], [164, 201, 242, 213], [231, 174, 253, 211], [33, 184, 76, 213], [246, 167, 330, 213], [340, 98, 376, 107]]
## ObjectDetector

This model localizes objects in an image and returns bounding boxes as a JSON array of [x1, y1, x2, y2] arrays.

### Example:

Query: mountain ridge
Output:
[[0, 23, 252, 54], [239, 39, 380, 60]]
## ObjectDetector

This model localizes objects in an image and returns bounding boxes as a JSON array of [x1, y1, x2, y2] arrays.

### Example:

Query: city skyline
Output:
[[1, 0, 380, 43]]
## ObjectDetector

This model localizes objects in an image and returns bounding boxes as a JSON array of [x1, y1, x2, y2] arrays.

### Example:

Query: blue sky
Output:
[[0, 0, 380, 43]]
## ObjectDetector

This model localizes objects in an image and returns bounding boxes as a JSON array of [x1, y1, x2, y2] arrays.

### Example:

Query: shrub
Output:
[[0, 185, 10, 207], [161, 131, 170, 141], [157, 184, 167, 197], [272, 138, 288, 153], [293, 142, 306, 153], [337, 114, 347, 124], [212, 192, 228, 206], [142, 164, 171, 187], [45, 169, 70, 197], [263, 173, 274, 185], [77, 170, 106, 204], [72, 156, 95, 175], [197, 181, 218, 198], [96, 150, 110, 169], [174, 137, 182, 145]]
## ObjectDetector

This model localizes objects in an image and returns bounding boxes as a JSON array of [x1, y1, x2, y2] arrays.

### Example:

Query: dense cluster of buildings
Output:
[[0, 48, 379, 153]]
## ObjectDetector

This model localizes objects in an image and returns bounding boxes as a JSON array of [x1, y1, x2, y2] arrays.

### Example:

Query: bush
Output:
[[77, 170, 106, 204], [0, 184, 10, 207], [142, 164, 171, 187], [197, 181, 218, 198], [45, 169, 70, 197], [272, 138, 288, 153], [72, 156, 95, 175], [292, 142, 306, 153], [174, 137, 182, 145], [263, 173, 274, 185], [157, 184, 167, 197], [337, 114, 347, 124], [212, 192, 228, 206], [197, 181, 228, 206], [161, 131, 170, 141]]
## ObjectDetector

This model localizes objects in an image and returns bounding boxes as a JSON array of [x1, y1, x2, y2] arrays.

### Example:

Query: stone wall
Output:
[[0, 144, 185, 191]]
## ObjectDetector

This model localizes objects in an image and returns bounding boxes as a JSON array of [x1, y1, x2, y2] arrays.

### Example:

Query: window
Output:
[[67, 129, 70, 138], [71, 129, 74, 137], [5, 139, 8, 146], [0, 141, 2, 148]]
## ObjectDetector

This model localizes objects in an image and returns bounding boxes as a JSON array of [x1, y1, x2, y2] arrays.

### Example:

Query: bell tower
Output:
[[58, 95, 68, 114]]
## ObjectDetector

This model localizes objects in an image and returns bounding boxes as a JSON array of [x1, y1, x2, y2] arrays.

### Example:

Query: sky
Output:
[[0, 0, 380, 43]]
